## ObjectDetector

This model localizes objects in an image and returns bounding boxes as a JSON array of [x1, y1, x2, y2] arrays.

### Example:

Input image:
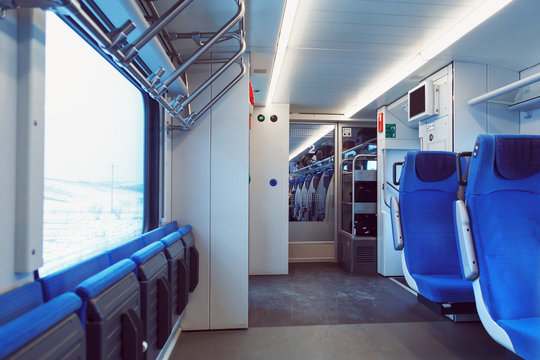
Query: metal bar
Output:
[[160, 0, 244, 90], [186, 61, 246, 127], [141, 0, 185, 66], [179, 37, 246, 111], [468, 71, 540, 106], [122, 0, 194, 64]]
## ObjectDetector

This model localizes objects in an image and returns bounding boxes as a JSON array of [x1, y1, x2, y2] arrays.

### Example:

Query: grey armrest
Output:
[[454, 200, 479, 280], [390, 196, 404, 250]]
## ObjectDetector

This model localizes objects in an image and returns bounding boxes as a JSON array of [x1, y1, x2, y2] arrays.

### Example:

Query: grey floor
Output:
[[170, 263, 507, 360]]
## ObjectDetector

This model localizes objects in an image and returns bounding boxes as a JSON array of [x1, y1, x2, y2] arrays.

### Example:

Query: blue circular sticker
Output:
[[270, 179, 278, 187]]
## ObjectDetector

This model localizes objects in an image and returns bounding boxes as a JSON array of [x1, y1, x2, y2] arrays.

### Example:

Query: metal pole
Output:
[[468, 71, 540, 106], [122, 0, 194, 64], [180, 38, 246, 110], [160, 0, 244, 90]]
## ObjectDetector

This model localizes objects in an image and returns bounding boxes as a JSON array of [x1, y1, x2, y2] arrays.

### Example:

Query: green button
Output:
[[257, 114, 265, 122]]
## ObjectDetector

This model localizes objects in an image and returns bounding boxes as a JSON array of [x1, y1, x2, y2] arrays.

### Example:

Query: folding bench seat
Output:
[[130, 242, 171, 360], [75, 260, 143, 360], [0, 282, 85, 360], [141, 221, 179, 247], [454, 134, 540, 359], [178, 225, 199, 292], [40, 254, 110, 301], [160, 231, 188, 321], [390, 151, 475, 318]]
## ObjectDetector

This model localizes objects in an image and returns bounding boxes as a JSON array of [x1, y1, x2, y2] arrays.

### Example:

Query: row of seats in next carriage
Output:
[[390, 134, 540, 359], [0, 221, 199, 360], [290, 169, 334, 221]]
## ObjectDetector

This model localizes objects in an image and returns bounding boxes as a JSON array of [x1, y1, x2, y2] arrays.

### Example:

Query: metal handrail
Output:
[[2, 0, 246, 131]]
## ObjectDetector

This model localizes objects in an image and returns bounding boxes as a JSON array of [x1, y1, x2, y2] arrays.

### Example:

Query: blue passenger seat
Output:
[[161, 231, 188, 320], [454, 135, 540, 359], [178, 225, 199, 292], [390, 151, 474, 308], [75, 259, 143, 360], [0, 282, 85, 359], [131, 242, 171, 359], [41, 253, 110, 301]]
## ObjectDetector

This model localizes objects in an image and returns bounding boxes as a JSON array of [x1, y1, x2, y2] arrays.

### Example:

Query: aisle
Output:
[[170, 263, 507, 360]]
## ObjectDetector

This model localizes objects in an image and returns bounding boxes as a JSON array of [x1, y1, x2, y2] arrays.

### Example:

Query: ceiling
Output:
[[150, 0, 540, 120]]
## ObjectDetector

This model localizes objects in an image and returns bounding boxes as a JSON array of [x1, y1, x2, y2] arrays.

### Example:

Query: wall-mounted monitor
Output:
[[408, 80, 435, 122]]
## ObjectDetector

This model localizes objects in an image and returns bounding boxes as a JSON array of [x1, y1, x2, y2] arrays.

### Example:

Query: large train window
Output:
[[40, 13, 145, 276]]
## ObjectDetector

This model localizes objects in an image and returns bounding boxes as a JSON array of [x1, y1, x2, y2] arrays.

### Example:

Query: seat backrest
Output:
[[301, 174, 313, 206], [0, 282, 44, 326], [107, 237, 145, 265], [399, 151, 462, 276], [161, 221, 179, 237], [41, 253, 109, 301], [466, 134, 540, 321], [0, 292, 84, 360]]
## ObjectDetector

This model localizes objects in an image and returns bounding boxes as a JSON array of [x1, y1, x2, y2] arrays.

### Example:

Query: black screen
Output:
[[409, 85, 426, 118]]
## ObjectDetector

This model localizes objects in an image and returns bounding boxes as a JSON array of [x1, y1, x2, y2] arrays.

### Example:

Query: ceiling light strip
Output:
[[344, 0, 514, 118], [265, 0, 299, 107]]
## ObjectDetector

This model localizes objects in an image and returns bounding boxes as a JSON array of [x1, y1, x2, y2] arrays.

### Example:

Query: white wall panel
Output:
[[0, 10, 44, 293], [171, 66, 212, 330], [249, 104, 289, 275], [171, 58, 249, 330], [209, 60, 249, 329]]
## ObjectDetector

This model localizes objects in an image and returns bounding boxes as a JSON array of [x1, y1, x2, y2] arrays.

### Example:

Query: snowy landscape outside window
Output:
[[41, 13, 145, 276]]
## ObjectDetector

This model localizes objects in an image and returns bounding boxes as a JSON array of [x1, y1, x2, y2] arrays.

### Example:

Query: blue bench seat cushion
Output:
[[0, 282, 43, 326], [498, 317, 540, 360], [41, 254, 109, 301], [108, 237, 144, 264], [0, 292, 81, 359], [76, 259, 137, 301], [161, 221, 178, 236], [141, 227, 166, 246], [177, 224, 192, 237], [131, 241, 165, 266], [411, 274, 474, 303], [161, 231, 183, 248]]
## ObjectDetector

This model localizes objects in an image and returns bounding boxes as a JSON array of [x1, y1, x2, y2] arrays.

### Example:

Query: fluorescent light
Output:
[[421, 0, 514, 60], [344, 0, 514, 118], [289, 125, 334, 161], [345, 55, 426, 118], [266, 0, 299, 106]]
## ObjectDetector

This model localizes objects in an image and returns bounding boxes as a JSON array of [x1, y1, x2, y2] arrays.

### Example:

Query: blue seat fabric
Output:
[[131, 241, 165, 266], [0, 282, 43, 326], [399, 151, 474, 303], [0, 292, 81, 359], [466, 135, 540, 359], [107, 237, 144, 265], [41, 253, 109, 301]]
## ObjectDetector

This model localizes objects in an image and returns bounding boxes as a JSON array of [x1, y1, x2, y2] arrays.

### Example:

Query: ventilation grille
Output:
[[356, 246, 375, 264]]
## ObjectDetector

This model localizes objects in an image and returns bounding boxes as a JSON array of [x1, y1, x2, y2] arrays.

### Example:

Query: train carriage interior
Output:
[[1, 0, 540, 359]]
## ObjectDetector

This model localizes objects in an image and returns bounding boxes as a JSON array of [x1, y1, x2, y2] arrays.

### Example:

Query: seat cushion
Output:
[[0, 292, 81, 359], [412, 274, 474, 303], [498, 317, 540, 360]]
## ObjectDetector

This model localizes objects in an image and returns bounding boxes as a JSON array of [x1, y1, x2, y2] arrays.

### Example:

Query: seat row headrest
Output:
[[468, 135, 540, 195]]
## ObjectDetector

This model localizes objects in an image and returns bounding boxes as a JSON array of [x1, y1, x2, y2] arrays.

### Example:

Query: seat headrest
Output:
[[415, 152, 456, 182], [467, 134, 540, 196], [495, 136, 540, 179], [400, 151, 459, 193]]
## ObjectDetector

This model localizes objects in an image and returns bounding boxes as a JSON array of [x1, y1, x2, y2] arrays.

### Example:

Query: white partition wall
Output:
[[171, 57, 249, 330], [376, 102, 419, 276], [249, 104, 290, 275]]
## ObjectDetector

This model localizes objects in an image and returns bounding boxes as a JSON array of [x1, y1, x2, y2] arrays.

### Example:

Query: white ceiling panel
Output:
[[140, 0, 540, 120]]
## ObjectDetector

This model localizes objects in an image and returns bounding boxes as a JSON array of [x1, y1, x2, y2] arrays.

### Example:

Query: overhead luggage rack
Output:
[[1, 0, 246, 130]]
